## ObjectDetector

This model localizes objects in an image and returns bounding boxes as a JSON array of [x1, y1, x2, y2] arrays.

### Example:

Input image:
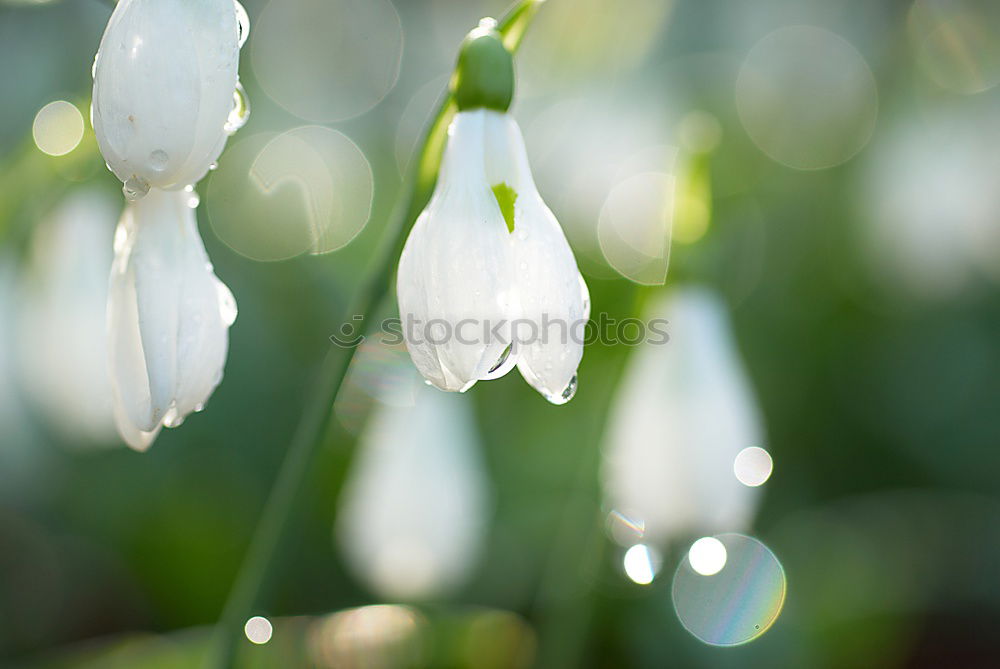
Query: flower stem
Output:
[[209, 3, 544, 667]]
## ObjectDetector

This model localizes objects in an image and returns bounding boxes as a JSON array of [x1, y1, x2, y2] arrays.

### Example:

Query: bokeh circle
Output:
[[672, 533, 786, 646]]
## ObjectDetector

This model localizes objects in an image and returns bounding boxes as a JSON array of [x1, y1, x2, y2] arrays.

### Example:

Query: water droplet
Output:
[[224, 81, 251, 135], [149, 149, 169, 171], [216, 281, 238, 327], [194, 403, 205, 413], [234, 1, 250, 49], [481, 343, 517, 380], [208, 161, 219, 171], [560, 374, 578, 402], [478, 17, 498, 31], [163, 406, 184, 428], [123, 176, 150, 201]]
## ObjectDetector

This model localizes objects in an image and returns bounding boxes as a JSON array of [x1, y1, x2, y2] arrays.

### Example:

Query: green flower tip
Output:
[[452, 17, 515, 113], [492, 182, 518, 233]]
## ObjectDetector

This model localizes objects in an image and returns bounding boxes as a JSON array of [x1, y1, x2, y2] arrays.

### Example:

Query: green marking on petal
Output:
[[492, 182, 517, 234]]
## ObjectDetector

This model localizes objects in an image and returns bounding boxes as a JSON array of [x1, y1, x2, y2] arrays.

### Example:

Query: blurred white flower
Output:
[[16, 190, 117, 445], [108, 188, 237, 451], [337, 379, 490, 601], [91, 0, 246, 199], [397, 109, 589, 404], [602, 287, 765, 546], [859, 109, 1000, 300]]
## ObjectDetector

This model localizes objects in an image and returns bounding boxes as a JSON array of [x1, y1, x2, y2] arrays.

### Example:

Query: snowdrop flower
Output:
[[108, 188, 237, 451], [92, 0, 247, 449], [337, 376, 490, 600], [602, 287, 765, 546], [92, 0, 248, 199], [16, 190, 117, 445], [396, 19, 589, 404]]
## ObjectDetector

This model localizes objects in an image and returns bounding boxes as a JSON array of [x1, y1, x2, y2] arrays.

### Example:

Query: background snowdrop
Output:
[[602, 287, 765, 546], [16, 189, 117, 445], [337, 376, 491, 601]]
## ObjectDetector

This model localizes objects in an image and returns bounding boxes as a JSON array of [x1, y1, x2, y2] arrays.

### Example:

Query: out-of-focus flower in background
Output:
[[107, 188, 237, 451], [16, 188, 117, 445], [859, 106, 1000, 301], [337, 377, 491, 601], [602, 287, 766, 550]]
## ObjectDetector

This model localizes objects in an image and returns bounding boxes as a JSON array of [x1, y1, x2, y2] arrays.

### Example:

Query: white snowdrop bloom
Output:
[[602, 287, 765, 546], [859, 108, 1000, 301], [396, 108, 589, 403], [108, 188, 237, 451], [16, 190, 117, 445], [396, 20, 588, 404], [92, 0, 246, 199], [337, 378, 490, 601]]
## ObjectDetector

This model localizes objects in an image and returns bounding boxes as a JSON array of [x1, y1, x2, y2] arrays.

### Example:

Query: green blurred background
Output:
[[2, 0, 1000, 667]]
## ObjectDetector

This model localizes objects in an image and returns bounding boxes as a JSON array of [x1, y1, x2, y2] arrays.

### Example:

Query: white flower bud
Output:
[[92, 0, 241, 197]]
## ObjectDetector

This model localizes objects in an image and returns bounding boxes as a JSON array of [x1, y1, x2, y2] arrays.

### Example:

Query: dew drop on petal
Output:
[[224, 82, 251, 135], [481, 343, 518, 380], [123, 176, 150, 201], [544, 374, 579, 405], [216, 281, 238, 327], [149, 149, 169, 171], [234, 1, 250, 49]]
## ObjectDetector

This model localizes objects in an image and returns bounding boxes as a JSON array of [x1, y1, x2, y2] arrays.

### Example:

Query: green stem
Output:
[[209, 3, 544, 667]]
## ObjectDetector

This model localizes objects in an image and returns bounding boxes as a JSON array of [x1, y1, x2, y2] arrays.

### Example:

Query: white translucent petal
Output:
[[108, 188, 236, 449], [601, 287, 764, 544], [92, 0, 239, 192], [15, 190, 118, 445], [396, 110, 517, 391], [337, 378, 491, 600], [482, 112, 588, 403]]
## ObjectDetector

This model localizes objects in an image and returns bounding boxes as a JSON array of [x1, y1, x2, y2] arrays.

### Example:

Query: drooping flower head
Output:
[[92, 0, 248, 449], [397, 19, 589, 404]]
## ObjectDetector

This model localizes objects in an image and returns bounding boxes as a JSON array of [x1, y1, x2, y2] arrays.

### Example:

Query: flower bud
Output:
[[92, 0, 241, 197], [451, 18, 514, 113]]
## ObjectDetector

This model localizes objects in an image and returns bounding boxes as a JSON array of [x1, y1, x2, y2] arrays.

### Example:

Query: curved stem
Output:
[[209, 3, 545, 667]]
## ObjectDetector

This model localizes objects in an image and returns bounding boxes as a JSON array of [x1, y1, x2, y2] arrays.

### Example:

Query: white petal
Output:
[[337, 377, 490, 600], [397, 110, 517, 391], [601, 288, 764, 544], [482, 112, 587, 403], [92, 0, 239, 192], [108, 188, 236, 449]]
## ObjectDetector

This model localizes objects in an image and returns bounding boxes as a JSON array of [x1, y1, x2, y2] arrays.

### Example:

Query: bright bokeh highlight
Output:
[[673, 534, 785, 646], [734, 446, 773, 487], [32, 100, 84, 156], [688, 536, 727, 576], [243, 616, 272, 644], [623, 544, 659, 585]]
